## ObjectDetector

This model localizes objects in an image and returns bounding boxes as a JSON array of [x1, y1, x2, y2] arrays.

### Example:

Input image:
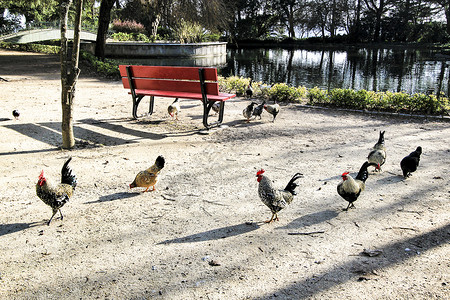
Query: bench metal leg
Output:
[[149, 96, 155, 115], [203, 101, 225, 129], [132, 95, 145, 119], [132, 95, 154, 119]]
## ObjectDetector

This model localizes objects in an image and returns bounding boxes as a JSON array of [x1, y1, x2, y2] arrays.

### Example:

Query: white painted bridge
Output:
[[0, 29, 97, 44]]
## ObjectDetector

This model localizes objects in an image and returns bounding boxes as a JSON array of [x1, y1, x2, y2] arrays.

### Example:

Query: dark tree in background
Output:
[[95, 0, 115, 59]]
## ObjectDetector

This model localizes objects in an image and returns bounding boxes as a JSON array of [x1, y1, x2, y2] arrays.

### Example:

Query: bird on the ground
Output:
[[246, 79, 253, 98], [243, 101, 258, 122], [167, 98, 180, 120], [337, 161, 377, 211], [400, 146, 422, 178], [263, 102, 280, 122], [12, 110, 20, 120], [368, 130, 386, 172], [252, 101, 265, 119], [130, 155, 165, 192], [256, 169, 303, 223], [211, 102, 221, 115], [36, 157, 77, 225]]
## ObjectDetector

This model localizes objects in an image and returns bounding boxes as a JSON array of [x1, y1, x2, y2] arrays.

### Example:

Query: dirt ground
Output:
[[0, 49, 449, 299]]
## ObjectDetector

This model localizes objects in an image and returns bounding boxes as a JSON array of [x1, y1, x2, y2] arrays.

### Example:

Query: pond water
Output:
[[221, 47, 450, 96], [118, 47, 450, 96]]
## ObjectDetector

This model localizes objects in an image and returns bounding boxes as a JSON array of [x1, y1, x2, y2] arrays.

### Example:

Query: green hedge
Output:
[[307, 87, 449, 115], [0, 41, 60, 54]]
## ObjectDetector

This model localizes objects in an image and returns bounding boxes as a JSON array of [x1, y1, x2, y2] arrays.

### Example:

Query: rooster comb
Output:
[[256, 169, 265, 176], [39, 170, 44, 178], [342, 172, 350, 176]]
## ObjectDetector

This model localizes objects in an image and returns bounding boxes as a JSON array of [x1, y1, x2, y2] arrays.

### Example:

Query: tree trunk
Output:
[[373, 0, 384, 42], [288, 6, 295, 38], [151, 14, 161, 39], [446, 5, 450, 36], [95, 0, 115, 59], [60, 0, 83, 149]]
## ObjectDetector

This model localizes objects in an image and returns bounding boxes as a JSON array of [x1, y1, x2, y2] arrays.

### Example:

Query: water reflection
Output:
[[220, 48, 450, 96]]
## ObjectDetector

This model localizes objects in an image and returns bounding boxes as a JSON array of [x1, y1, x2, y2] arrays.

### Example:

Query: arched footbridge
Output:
[[0, 29, 97, 44]]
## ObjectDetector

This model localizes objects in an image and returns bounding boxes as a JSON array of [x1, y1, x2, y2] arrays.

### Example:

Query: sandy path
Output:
[[0, 49, 449, 299]]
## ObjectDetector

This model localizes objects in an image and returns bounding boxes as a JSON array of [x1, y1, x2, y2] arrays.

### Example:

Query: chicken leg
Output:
[[265, 213, 279, 223]]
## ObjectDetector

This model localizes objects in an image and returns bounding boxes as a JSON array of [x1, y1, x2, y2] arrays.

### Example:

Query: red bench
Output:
[[119, 65, 236, 129]]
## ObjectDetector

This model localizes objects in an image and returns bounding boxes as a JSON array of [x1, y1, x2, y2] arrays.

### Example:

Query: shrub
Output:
[[218, 75, 249, 96], [0, 41, 60, 54], [268, 83, 304, 102], [80, 51, 120, 79], [307, 87, 329, 105], [174, 20, 205, 43], [111, 32, 152, 42]]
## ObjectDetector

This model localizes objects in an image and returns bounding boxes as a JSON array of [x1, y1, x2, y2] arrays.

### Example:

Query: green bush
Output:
[[174, 20, 205, 43], [307, 87, 329, 104], [306, 86, 449, 115], [268, 83, 304, 102], [0, 41, 60, 54], [80, 51, 120, 78], [218, 75, 249, 96], [110, 32, 153, 42]]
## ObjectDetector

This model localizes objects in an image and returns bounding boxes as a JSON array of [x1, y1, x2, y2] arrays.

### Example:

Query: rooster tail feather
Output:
[[356, 161, 377, 182], [284, 173, 303, 195], [377, 131, 385, 145], [61, 157, 77, 189], [155, 155, 165, 170]]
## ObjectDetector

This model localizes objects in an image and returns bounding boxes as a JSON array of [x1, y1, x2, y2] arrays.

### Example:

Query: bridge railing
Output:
[[0, 21, 99, 38]]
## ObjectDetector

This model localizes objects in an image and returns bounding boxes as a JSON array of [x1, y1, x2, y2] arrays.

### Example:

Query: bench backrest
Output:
[[119, 65, 220, 95]]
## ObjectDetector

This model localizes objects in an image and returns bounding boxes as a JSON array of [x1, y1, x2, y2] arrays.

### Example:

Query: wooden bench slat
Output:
[[119, 65, 218, 81], [122, 78, 219, 95], [133, 89, 235, 101]]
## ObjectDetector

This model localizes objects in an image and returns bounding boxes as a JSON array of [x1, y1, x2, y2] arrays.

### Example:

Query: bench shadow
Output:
[[0, 222, 42, 237], [157, 222, 261, 244], [85, 191, 141, 204]]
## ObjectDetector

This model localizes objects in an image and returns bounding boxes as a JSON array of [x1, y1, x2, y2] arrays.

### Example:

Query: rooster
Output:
[[243, 101, 258, 122], [252, 101, 265, 119], [36, 157, 77, 225], [264, 103, 280, 122], [168, 98, 180, 120], [130, 155, 165, 192], [368, 131, 386, 172], [256, 169, 303, 223], [400, 146, 422, 178], [337, 161, 377, 211]]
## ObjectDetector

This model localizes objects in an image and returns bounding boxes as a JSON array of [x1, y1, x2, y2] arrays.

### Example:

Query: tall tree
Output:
[[60, 0, 83, 149], [430, 0, 450, 35], [273, 0, 307, 38], [363, 0, 395, 41]]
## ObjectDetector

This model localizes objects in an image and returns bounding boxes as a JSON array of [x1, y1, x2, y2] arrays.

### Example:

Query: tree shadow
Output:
[[78, 118, 167, 140], [255, 223, 450, 299], [0, 222, 42, 237], [85, 191, 141, 204], [157, 222, 261, 244]]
